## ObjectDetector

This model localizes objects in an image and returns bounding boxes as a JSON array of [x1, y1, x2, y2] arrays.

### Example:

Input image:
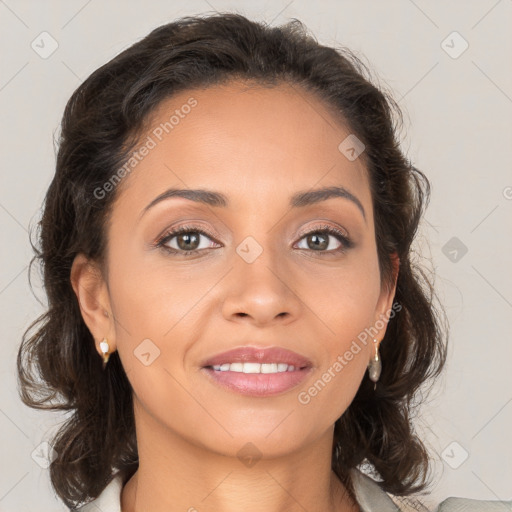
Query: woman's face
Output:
[[94, 81, 397, 457]]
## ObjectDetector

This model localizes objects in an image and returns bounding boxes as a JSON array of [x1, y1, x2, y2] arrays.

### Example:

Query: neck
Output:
[[121, 400, 359, 512]]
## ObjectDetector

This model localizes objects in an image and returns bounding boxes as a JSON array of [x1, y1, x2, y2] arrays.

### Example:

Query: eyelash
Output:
[[154, 223, 354, 257]]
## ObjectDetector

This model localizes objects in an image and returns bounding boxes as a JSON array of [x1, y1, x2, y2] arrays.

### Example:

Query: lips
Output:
[[201, 346, 313, 369]]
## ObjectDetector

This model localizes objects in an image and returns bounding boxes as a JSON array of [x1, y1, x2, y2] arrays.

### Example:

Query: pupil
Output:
[[310, 233, 327, 250], [178, 233, 199, 250]]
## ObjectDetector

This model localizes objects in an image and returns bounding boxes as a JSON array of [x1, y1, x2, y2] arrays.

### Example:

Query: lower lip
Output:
[[201, 367, 312, 397]]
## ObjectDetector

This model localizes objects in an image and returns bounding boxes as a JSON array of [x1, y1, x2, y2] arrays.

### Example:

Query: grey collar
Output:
[[349, 468, 400, 512]]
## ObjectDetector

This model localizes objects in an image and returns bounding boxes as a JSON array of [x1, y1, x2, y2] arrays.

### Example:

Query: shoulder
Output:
[[350, 469, 512, 512], [434, 496, 512, 511], [350, 468, 401, 511], [71, 473, 123, 512]]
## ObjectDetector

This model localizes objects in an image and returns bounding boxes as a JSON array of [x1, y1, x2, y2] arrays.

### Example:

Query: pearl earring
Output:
[[368, 338, 381, 390], [99, 338, 110, 369]]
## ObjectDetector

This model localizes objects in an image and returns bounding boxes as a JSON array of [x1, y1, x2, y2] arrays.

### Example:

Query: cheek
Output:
[[107, 235, 205, 338], [296, 251, 380, 414], [294, 290, 377, 429], [108, 255, 206, 430], [301, 246, 382, 344], [106, 244, 222, 393]]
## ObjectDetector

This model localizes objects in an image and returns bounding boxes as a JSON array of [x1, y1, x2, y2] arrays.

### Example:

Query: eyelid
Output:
[[154, 223, 221, 247], [295, 222, 350, 240], [294, 223, 354, 252]]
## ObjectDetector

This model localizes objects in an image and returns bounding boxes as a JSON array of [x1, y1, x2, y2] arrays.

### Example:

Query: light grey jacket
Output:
[[349, 469, 511, 512], [73, 469, 512, 511]]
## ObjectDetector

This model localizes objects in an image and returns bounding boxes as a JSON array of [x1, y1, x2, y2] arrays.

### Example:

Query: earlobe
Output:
[[70, 253, 116, 357]]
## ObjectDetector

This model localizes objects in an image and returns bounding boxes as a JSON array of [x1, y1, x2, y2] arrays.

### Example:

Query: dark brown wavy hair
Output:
[[17, 11, 448, 509]]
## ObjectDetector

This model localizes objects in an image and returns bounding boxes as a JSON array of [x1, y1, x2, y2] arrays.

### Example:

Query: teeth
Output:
[[261, 363, 277, 373], [211, 362, 299, 373]]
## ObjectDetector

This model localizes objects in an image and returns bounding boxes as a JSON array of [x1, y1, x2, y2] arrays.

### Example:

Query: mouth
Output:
[[200, 345, 313, 397], [205, 362, 307, 373], [201, 345, 313, 368]]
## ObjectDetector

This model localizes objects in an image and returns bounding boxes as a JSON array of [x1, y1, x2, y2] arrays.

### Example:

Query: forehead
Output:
[[113, 81, 371, 217]]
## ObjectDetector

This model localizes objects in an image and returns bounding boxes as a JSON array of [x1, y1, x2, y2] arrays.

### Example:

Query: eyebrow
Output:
[[139, 185, 366, 222]]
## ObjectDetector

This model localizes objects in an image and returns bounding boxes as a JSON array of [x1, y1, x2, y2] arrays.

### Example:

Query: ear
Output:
[[372, 251, 400, 343], [70, 253, 116, 359]]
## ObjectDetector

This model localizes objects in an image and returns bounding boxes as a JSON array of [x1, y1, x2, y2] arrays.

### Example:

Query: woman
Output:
[[17, 12, 506, 512]]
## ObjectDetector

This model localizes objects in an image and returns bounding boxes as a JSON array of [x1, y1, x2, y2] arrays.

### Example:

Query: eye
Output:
[[154, 223, 354, 257], [294, 224, 353, 254], [155, 225, 221, 256]]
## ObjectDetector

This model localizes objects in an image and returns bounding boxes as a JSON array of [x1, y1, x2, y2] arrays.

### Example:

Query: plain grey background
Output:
[[1, 0, 511, 510]]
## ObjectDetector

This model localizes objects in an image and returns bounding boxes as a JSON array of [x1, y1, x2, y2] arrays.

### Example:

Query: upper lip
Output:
[[201, 346, 313, 368]]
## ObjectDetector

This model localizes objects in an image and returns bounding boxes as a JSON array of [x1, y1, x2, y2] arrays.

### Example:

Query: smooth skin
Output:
[[71, 80, 399, 512]]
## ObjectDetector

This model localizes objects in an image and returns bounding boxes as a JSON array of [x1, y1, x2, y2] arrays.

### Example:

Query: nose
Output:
[[221, 243, 302, 327]]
